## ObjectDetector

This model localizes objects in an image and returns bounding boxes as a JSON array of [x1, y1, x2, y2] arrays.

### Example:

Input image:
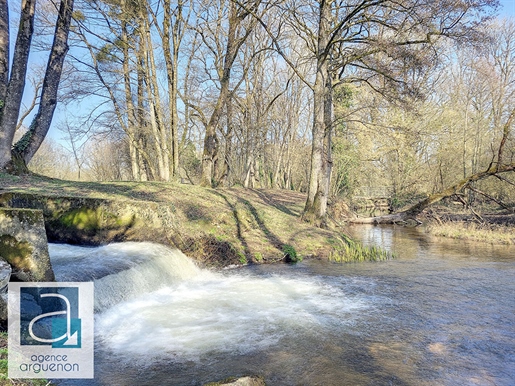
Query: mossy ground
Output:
[[0, 173, 384, 264]]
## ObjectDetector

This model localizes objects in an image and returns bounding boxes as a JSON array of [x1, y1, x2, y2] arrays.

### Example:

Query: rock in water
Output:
[[0, 260, 11, 292], [204, 376, 266, 386], [0, 260, 10, 326], [0, 208, 55, 282]]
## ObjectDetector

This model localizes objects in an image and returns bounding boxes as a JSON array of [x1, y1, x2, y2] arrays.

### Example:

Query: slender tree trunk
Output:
[[0, 0, 9, 115], [78, 23, 155, 181], [0, 0, 36, 169], [302, 0, 332, 226], [180, 34, 197, 150], [139, 15, 168, 181], [200, 70, 229, 187], [16, 0, 74, 165], [219, 96, 233, 187], [162, 0, 182, 178], [200, 94, 226, 186], [244, 153, 255, 189], [144, 15, 170, 181], [200, 2, 257, 187], [136, 47, 152, 180], [171, 41, 180, 177], [121, 2, 141, 181]]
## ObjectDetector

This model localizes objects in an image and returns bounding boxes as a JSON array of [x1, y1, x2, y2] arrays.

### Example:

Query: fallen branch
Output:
[[466, 186, 512, 211], [349, 163, 515, 224]]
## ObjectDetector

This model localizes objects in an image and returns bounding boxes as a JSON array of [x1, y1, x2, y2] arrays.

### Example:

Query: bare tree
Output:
[[14, 0, 75, 166], [302, 0, 499, 226], [198, 0, 262, 187]]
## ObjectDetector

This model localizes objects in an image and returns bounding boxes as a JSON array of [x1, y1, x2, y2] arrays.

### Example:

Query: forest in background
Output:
[[1, 0, 514, 225]]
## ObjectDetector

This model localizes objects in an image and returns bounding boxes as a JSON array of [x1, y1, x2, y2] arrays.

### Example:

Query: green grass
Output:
[[282, 244, 302, 263], [0, 332, 52, 386]]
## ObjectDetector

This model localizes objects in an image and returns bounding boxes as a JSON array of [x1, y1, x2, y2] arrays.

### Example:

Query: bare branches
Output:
[[496, 106, 515, 170]]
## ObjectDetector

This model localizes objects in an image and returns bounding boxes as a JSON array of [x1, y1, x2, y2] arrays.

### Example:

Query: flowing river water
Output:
[[49, 225, 515, 386]]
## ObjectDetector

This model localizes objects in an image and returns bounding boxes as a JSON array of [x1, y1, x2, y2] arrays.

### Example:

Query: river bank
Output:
[[417, 206, 515, 245], [1, 173, 512, 269], [426, 220, 515, 245], [0, 173, 356, 266]]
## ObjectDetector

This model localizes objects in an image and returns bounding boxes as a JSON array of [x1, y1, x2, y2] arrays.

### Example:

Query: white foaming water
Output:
[[49, 242, 369, 363], [50, 242, 207, 311]]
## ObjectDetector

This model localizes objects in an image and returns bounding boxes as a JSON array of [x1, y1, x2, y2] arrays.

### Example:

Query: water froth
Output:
[[95, 273, 367, 361], [49, 242, 369, 363]]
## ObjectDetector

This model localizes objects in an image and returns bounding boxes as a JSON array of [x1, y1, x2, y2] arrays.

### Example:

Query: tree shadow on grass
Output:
[[213, 191, 287, 260], [251, 189, 300, 217], [212, 191, 252, 259], [238, 197, 284, 250]]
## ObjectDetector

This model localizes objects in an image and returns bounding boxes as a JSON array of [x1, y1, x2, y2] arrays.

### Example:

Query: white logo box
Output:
[[8, 282, 94, 379]]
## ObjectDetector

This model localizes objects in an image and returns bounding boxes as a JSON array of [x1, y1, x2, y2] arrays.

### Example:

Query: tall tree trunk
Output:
[[302, 0, 332, 226], [121, 1, 141, 181], [0, 0, 9, 116], [180, 34, 197, 151], [77, 22, 154, 181], [162, 0, 182, 178], [139, 14, 169, 181], [200, 1, 257, 187], [219, 96, 233, 187], [201, 97, 224, 186], [136, 47, 152, 180], [0, 0, 36, 169], [144, 16, 170, 181], [15, 0, 74, 165]]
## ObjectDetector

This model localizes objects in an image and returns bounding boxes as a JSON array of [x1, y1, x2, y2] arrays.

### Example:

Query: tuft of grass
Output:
[[238, 252, 248, 265], [282, 244, 302, 263], [329, 235, 393, 263], [427, 221, 515, 245]]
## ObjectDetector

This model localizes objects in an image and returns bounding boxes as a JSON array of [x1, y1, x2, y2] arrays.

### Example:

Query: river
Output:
[[49, 225, 515, 386]]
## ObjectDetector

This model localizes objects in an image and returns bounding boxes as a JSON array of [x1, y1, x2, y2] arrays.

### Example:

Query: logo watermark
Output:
[[8, 282, 94, 379]]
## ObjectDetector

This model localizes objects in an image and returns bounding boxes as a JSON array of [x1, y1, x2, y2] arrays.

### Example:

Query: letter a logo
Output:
[[20, 287, 81, 349]]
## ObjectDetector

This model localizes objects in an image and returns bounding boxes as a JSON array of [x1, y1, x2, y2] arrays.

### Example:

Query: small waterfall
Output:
[[50, 242, 368, 363], [49, 242, 207, 312]]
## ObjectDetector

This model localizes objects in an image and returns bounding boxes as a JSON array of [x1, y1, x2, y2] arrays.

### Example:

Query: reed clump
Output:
[[329, 235, 393, 263]]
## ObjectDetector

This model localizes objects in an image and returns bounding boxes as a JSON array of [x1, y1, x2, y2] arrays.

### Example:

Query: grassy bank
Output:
[[426, 221, 515, 245], [0, 173, 391, 264]]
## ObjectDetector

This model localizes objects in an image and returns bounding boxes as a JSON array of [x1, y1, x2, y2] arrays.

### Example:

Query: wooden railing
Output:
[[353, 187, 392, 199]]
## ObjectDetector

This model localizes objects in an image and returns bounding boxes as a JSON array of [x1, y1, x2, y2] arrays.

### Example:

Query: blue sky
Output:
[[501, 0, 515, 16]]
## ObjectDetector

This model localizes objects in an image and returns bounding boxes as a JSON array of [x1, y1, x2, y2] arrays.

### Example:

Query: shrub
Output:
[[282, 244, 302, 263]]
